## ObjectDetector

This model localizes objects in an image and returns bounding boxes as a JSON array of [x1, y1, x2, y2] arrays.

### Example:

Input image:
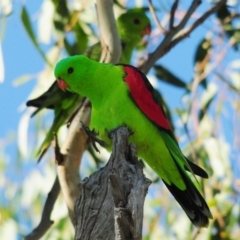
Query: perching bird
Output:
[[55, 55, 212, 227], [85, 8, 151, 63], [26, 8, 151, 159]]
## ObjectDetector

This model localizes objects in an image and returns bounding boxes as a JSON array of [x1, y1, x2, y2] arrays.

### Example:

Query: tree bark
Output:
[[74, 127, 151, 240]]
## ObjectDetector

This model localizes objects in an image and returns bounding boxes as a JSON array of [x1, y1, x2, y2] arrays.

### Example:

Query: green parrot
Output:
[[55, 55, 212, 227], [27, 8, 151, 159], [84, 8, 151, 63]]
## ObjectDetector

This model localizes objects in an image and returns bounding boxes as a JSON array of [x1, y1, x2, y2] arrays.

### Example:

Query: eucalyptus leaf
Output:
[[21, 7, 52, 66], [154, 64, 187, 89], [217, 4, 240, 50]]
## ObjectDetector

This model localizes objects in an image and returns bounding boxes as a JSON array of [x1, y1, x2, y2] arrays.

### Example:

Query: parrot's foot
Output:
[[81, 121, 106, 153]]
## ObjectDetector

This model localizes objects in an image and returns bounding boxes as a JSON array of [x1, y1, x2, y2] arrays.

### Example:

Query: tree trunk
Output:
[[74, 127, 151, 240]]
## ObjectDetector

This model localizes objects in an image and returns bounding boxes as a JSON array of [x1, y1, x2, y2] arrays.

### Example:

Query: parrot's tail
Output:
[[163, 163, 213, 228]]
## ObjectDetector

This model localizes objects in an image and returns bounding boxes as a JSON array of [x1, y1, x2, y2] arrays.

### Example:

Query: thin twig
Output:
[[187, 35, 234, 139], [177, 0, 202, 31], [191, 39, 232, 95], [169, 0, 227, 50], [169, 0, 179, 29], [23, 176, 60, 240], [148, 0, 166, 34], [176, 109, 198, 163], [192, 228, 201, 240], [141, 0, 202, 74]]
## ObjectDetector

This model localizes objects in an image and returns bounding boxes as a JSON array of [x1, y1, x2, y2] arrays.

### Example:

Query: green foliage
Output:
[[154, 64, 187, 89], [217, 4, 240, 50], [21, 7, 52, 66], [193, 37, 212, 88]]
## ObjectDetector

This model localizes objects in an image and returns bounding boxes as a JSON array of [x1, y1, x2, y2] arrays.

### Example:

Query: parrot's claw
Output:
[[81, 121, 106, 152]]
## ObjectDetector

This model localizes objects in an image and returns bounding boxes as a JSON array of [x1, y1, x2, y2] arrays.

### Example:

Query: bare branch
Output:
[[140, 0, 228, 74], [148, 0, 166, 34], [23, 176, 60, 240], [169, 0, 227, 50], [141, 0, 202, 73], [169, 0, 179, 29], [96, 0, 122, 63], [177, 0, 202, 30], [188, 34, 234, 118], [57, 98, 91, 223]]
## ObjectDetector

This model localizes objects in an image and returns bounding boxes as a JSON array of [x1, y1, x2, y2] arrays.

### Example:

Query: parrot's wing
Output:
[[122, 65, 172, 131], [122, 64, 208, 177], [26, 81, 73, 116]]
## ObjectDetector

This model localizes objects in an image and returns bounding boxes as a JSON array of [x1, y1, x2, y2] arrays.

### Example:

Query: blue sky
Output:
[[1, 1, 43, 137]]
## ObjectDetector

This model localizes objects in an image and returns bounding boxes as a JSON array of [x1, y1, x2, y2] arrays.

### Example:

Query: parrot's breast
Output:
[[89, 85, 184, 188]]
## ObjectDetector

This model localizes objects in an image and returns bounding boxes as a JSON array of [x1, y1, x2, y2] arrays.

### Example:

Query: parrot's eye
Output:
[[134, 19, 140, 25], [68, 67, 74, 74]]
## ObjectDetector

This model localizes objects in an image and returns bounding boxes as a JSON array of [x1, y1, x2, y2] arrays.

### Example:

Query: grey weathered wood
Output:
[[74, 127, 151, 240]]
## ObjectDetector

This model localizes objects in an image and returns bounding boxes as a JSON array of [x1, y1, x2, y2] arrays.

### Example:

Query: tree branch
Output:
[[141, 0, 228, 74], [74, 127, 151, 240], [141, 0, 203, 74], [23, 176, 60, 240], [169, 0, 227, 50], [148, 0, 166, 33], [96, 0, 122, 63], [57, 98, 91, 223], [169, 0, 179, 29]]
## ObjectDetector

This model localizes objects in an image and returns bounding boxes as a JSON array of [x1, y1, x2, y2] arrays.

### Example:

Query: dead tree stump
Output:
[[74, 127, 151, 240]]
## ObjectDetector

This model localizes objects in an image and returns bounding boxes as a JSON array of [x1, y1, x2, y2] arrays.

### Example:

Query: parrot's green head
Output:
[[116, 8, 151, 45], [54, 55, 92, 93]]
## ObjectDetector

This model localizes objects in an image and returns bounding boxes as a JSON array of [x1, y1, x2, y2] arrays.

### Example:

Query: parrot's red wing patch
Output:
[[123, 65, 171, 130]]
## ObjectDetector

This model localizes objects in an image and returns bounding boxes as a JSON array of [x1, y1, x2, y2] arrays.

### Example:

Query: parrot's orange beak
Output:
[[57, 79, 69, 91], [142, 24, 151, 36]]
